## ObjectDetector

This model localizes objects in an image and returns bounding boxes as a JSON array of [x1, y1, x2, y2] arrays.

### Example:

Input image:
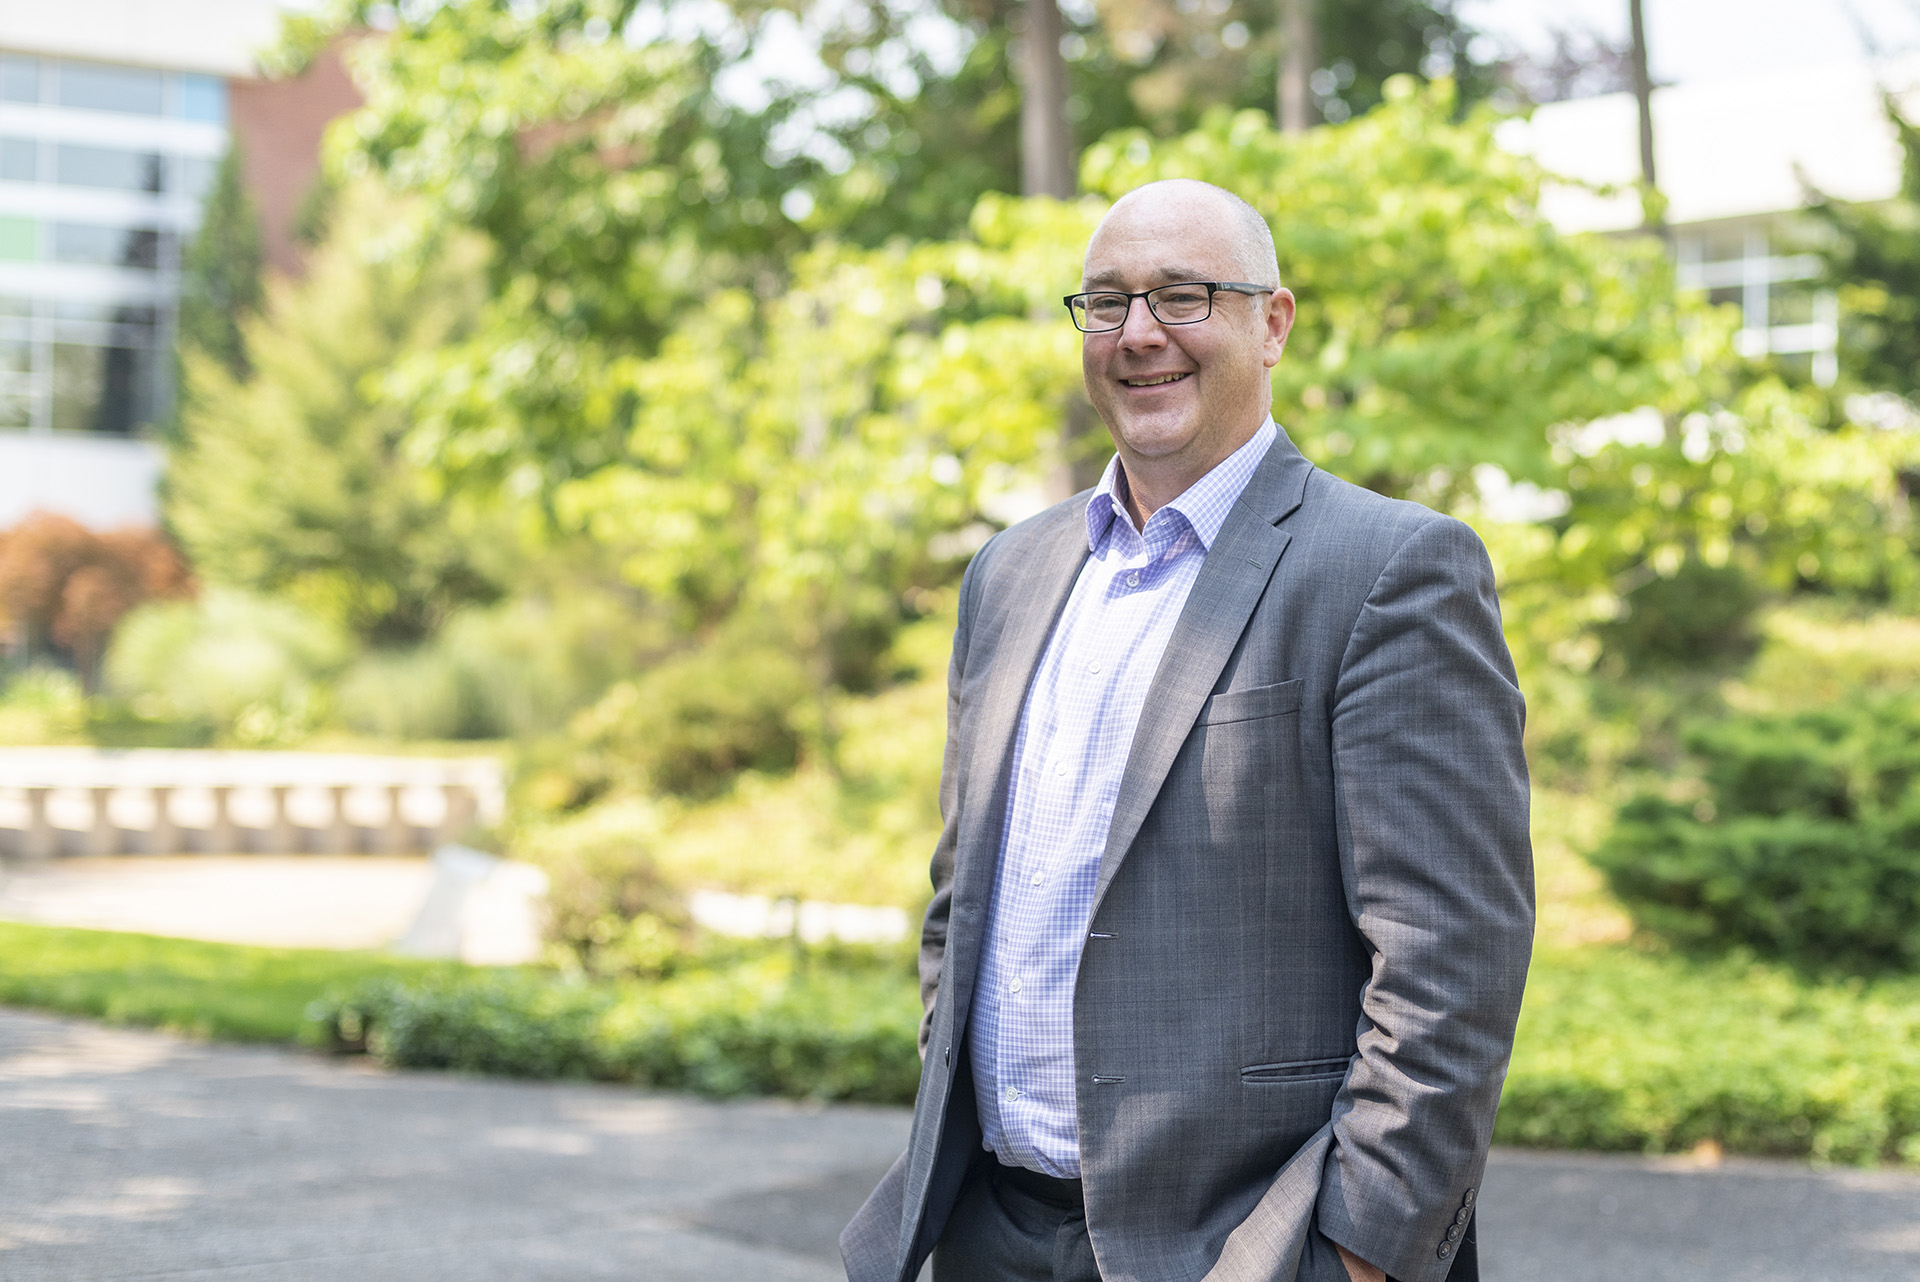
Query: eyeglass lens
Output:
[[1073, 283, 1215, 331]]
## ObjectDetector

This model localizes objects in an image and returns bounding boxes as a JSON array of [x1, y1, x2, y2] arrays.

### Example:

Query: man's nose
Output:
[[1116, 295, 1167, 346]]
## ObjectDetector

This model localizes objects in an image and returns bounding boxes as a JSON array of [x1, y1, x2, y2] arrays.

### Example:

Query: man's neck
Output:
[[1116, 429, 1260, 528]]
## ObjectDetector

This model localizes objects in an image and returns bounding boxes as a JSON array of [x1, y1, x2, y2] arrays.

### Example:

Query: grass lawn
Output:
[[0, 920, 471, 1043]]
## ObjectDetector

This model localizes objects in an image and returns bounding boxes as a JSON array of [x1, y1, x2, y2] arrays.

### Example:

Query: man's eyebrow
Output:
[[1082, 266, 1215, 288]]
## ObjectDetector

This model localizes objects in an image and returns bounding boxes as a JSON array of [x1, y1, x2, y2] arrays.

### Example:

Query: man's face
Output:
[[1079, 189, 1294, 478]]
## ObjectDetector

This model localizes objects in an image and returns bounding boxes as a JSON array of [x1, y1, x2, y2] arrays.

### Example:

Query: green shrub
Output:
[[1499, 944, 1920, 1165], [564, 634, 813, 800], [335, 644, 478, 740], [105, 589, 351, 744], [335, 594, 655, 742], [0, 665, 89, 744], [1600, 556, 1765, 671], [1590, 697, 1920, 971], [308, 954, 922, 1103], [509, 798, 690, 978]]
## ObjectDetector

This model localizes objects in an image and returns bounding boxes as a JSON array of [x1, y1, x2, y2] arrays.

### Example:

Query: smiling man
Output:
[[842, 179, 1534, 1282]]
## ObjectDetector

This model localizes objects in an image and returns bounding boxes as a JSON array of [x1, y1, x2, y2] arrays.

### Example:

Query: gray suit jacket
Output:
[[842, 429, 1534, 1282]]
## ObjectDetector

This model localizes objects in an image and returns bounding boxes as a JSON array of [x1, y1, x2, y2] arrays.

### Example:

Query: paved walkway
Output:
[[0, 856, 436, 949], [4, 1009, 1918, 1281]]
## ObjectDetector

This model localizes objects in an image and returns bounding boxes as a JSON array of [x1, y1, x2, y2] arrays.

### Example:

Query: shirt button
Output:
[[1010, 978, 1023, 993], [1088, 660, 1101, 674], [1126, 572, 1140, 587], [1004, 1087, 1020, 1103], [1054, 760, 1068, 777], [1030, 871, 1044, 886]]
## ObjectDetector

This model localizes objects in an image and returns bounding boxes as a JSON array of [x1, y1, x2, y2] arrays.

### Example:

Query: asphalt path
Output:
[[3, 1006, 1917, 1281]]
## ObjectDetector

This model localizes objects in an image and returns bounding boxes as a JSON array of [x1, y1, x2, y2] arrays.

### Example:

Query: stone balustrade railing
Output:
[[0, 748, 504, 860]]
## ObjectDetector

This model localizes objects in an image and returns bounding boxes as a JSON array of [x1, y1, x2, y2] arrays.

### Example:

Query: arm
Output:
[[1316, 516, 1535, 1282], [917, 549, 981, 1057]]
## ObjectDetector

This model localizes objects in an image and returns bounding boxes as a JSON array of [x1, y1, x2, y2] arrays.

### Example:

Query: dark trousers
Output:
[[931, 1153, 1478, 1282]]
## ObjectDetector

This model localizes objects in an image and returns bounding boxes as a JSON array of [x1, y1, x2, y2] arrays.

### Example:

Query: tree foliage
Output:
[[0, 514, 192, 685], [1810, 96, 1920, 396], [167, 181, 507, 646], [177, 144, 265, 384]]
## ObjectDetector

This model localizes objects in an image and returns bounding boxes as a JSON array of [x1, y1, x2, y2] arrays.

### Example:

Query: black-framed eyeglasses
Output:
[[1062, 281, 1273, 333]]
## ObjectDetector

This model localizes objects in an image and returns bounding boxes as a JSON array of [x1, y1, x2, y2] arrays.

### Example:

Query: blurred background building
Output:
[[1510, 57, 1920, 387], [0, 0, 354, 529]]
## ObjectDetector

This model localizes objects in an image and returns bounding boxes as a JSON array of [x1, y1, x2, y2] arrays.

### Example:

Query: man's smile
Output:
[[1120, 372, 1191, 387]]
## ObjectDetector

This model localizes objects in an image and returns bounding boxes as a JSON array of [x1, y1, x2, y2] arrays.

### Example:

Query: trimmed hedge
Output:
[[4, 921, 1914, 1165], [310, 942, 1920, 1166], [1498, 944, 1920, 1165], [308, 955, 923, 1103]]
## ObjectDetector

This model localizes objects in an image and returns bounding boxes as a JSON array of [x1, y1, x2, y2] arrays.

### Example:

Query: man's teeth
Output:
[[1124, 373, 1188, 386]]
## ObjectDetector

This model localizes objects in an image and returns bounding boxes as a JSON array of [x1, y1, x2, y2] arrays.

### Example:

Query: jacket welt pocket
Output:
[[1199, 678, 1303, 726], [1240, 1056, 1351, 1084]]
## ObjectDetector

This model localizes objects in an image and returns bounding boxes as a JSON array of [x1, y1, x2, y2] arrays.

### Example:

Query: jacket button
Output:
[[1455, 1206, 1471, 1226], [1463, 1186, 1476, 1208], [1447, 1223, 1463, 1243], [944, 1045, 951, 1067], [1437, 1242, 1452, 1260]]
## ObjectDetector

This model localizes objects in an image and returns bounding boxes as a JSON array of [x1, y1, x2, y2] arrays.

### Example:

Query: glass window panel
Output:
[[0, 394, 27, 428], [1, 137, 35, 182], [0, 56, 40, 104], [49, 223, 162, 271], [0, 295, 29, 318], [56, 61, 163, 115], [176, 74, 226, 123], [54, 143, 163, 192], [52, 341, 151, 434], [1706, 286, 1742, 310], [0, 215, 36, 262], [0, 338, 29, 377]]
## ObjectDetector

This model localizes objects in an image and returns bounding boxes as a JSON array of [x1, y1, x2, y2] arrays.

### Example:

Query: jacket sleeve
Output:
[[918, 544, 983, 1058], [1314, 515, 1535, 1282]]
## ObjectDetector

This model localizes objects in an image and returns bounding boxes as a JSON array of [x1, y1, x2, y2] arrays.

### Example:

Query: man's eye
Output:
[[1085, 296, 1129, 318], [1156, 288, 1209, 308]]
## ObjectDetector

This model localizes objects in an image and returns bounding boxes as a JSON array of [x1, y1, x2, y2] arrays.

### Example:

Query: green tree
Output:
[[177, 145, 265, 382], [167, 181, 507, 645], [1810, 97, 1920, 396]]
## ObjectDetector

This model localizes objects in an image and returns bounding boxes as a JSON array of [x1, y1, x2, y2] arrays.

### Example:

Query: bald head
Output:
[[1090, 180, 1279, 290]]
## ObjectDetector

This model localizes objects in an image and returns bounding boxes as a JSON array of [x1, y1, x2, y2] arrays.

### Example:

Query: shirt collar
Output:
[[1086, 417, 1278, 553]]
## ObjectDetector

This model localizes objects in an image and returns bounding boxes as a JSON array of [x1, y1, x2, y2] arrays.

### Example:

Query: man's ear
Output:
[[1264, 288, 1297, 368]]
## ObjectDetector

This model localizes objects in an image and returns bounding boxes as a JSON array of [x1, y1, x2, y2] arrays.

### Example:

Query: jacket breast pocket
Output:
[[1198, 678, 1303, 726], [1240, 1055, 1351, 1085]]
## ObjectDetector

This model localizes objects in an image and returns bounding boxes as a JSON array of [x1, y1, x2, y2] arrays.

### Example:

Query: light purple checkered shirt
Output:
[[969, 418, 1278, 1178]]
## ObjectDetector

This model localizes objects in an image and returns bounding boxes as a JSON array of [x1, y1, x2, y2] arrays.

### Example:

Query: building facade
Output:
[[1509, 58, 1920, 388], [0, 1, 353, 529]]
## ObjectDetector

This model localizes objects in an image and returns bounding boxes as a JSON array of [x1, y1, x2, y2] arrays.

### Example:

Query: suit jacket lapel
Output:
[[1091, 433, 1314, 908], [947, 501, 1092, 990]]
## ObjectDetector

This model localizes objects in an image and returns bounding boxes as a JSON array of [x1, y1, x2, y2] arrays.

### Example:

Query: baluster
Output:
[[266, 785, 298, 854], [381, 784, 413, 854], [149, 786, 180, 855], [208, 785, 238, 854], [22, 786, 55, 861], [86, 786, 118, 856], [326, 784, 356, 854]]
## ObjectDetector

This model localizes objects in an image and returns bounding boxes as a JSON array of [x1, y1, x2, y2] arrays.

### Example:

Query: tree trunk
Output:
[[1020, 0, 1075, 199], [1277, 0, 1315, 134], [1628, 0, 1661, 227]]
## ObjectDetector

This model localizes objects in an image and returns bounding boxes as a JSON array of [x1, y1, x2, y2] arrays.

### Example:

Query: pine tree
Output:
[[177, 145, 265, 383]]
